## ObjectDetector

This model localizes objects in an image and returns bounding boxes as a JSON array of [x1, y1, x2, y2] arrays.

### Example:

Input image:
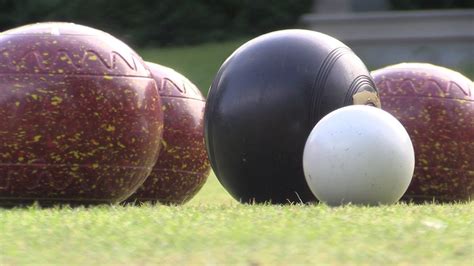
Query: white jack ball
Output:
[[303, 105, 415, 206]]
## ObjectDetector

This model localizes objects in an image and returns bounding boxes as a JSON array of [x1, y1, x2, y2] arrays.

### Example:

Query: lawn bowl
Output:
[[303, 105, 415, 206], [126, 62, 210, 205], [205, 29, 380, 204], [372, 63, 474, 202], [0, 22, 163, 206]]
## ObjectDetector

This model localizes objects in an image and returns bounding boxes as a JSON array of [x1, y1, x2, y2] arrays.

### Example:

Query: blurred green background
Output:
[[1, 0, 471, 94], [0, 0, 313, 46], [1, 0, 472, 47]]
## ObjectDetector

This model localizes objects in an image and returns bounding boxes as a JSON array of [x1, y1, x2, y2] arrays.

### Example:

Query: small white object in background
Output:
[[303, 105, 415, 206]]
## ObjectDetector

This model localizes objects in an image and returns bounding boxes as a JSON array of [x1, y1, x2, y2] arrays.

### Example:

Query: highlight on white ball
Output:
[[303, 105, 415, 206]]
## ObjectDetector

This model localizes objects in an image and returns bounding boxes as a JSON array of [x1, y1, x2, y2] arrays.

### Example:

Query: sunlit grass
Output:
[[1, 186, 472, 265]]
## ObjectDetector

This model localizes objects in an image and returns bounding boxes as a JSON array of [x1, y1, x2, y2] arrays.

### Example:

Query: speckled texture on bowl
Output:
[[372, 63, 473, 202], [127, 62, 210, 205], [0, 22, 164, 206]]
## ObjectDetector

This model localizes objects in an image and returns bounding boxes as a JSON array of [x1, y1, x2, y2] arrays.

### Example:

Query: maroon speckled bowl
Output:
[[126, 62, 210, 205], [0, 22, 164, 206], [372, 63, 473, 202]]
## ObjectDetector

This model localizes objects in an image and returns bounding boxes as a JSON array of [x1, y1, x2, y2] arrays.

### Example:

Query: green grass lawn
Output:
[[1, 40, 473, 265], [1, 173, 473, 265]]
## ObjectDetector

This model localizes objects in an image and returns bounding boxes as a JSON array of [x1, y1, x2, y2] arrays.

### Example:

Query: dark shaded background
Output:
[[0, 0, 312, 46], [1, 0, 472, 47], [391, 0, 473, 10]]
